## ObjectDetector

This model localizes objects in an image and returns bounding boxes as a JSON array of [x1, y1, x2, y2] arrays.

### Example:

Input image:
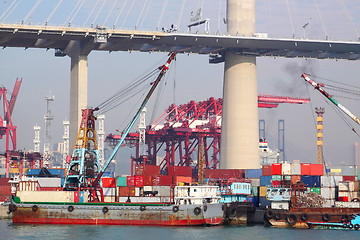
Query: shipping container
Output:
[[135, 175, 144, 187], [135, 164, 160, 176], [309, 187, 321, 194], [260, 197, 270, 208], [126, 176, 135, 186], [281, 163, 291, 175], [291, 162, 301, 175], [31, 177, 61, 187], [272, 180, 281, 187], [152, 186, 171, 196], [343, 176, 356, 181], [252, 196, 259, 207], [301, 163, 311, 175], [260, 176, 271, 186], [249, 178, 260, 187], [103, 187, 116, 196], [259, 186, 267, 197], [262, 165, 272, 176], [116, 176, 128, 187], [291, 175, 301, 184], [321, 187, 336, 199], [321, 175, 342, 187], [326, 165, 357, 176], [102, 172, 115, 178], [176, 176, 192, 184], [168, 166, 192, 177], [143, 175, 154, 186], [271, 163, 282, 175], [245, 169, 262, 179], [272, 175, 282, 181], [301, 175, 320, 187], [117, 186, 135, 197], [309, 164, 324, 176], [252, 186, 259, 197], [205, 169, 245, 179], [102, 178, 116, 188]]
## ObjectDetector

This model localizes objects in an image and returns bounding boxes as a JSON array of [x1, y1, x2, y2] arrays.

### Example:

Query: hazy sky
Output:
[[1, 0, 360, 172]]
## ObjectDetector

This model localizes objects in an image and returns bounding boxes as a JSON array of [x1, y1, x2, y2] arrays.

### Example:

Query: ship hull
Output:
[[11, 202, 223, 226]]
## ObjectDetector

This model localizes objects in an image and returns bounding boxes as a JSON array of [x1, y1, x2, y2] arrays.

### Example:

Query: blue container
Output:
[[252, 196, 259, 207], [61, 177, 64, 187], [301, 175, 321, 187], [102, 172, 115, 178], [245, 169, 262, 179], [260, 197, 270, 208], [260, 176, 272, 186], [27, 168, 41, 176]]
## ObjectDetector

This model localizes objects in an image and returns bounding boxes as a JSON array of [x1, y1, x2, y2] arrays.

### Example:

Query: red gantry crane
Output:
[[0, 78, 22, 177], [106, 94, 310, 179]]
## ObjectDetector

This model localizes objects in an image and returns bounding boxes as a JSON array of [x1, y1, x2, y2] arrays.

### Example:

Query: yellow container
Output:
[[259, 186, 267, 197]]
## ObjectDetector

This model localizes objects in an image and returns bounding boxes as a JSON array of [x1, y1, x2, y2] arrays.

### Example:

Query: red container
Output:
[[301, 163, 311, 175], [342, 176, 356, 181], [143, 175, 154, 186], [339, 196, 349, 202], [272, 180, 281, 187], [135, 175, 144, 187], [126, 176, 135, 186], [262, 166, 272, 176], [291, 175, 301, 184], [176, 176, 192, 184], [159, 176, 172, 186], [0, 178, 10, 186], [168, 166, 192, 177], [102, 177, 116, 188], [205, 169, 245, 179], [117, 186, 135, 197], [309, 164, 324, 176], [0, 185, 11, 195], [271, 164, 282, 175]]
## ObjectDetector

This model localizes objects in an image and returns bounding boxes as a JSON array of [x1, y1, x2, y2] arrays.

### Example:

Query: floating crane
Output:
[[64, 53, 177, 201], [301, 73, 360, 133]]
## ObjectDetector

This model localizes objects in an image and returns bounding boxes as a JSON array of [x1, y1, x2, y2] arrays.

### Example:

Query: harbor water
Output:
[[1, 219, 360, 240]]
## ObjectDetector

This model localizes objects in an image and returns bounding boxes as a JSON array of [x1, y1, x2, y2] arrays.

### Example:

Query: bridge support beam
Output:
[[220, 0, 260, 169], [65, 41, 88, 151]]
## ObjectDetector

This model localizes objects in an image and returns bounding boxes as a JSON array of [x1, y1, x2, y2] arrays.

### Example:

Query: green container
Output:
[[116, 176, 127, 187], [310, 187, 321, 194], [283, 175, 291, 181], [252, 186, 259, 197], [272, 175, 282, 181]]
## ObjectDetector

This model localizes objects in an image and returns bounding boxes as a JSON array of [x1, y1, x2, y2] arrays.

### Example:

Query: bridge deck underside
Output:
[[0, 24, 359, 60]]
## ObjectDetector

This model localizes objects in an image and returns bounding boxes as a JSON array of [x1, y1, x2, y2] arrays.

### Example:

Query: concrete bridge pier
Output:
[[64, 40, 89, 151], [220, 0, 260, 169]]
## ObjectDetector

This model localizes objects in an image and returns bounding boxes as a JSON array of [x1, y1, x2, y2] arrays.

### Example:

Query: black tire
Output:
[[301, 213, 309, 221], [203, 205, 208, 212], [68, 205, 74, 212], [349, 224, 354, 229], [194, 207, 201, 216], [274, 213, 281, 220], [102, 207, 109, 214], [265, 210, 274, 219], [8, 204, 17, 213], [354, 224, 360, 230], [286, 214, 298, 226], [172, 206, 179, 213], [140, 205, 146, 211], [32, 205, 38, 212], [227, 205, 237, 218], [322, 213, 330, 222]]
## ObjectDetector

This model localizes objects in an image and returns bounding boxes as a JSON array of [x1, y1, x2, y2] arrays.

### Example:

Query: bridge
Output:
[[0, 0, 359, 171]]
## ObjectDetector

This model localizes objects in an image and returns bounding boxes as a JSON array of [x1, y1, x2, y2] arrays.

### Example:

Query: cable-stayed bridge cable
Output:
[[92, 0, 107, 26], [121, 0, 135, 29], [0, 0, 19, 22], [83, 0, 100, 27], [114, 0, 128, 28], [104, 0, 119, 26], [23, 0, 43, 24], [44, 0, 63, 25]]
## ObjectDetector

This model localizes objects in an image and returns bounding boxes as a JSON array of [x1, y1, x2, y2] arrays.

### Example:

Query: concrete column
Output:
[[220, 0, 260, 169], [69, 54, 88, 151]]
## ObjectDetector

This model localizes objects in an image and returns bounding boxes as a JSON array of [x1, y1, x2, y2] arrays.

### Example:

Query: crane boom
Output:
[[92, 52, 177, 187], [301, 73, 360, 126]]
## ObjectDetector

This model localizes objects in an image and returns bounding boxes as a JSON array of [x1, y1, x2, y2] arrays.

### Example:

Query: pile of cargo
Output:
[[293, 192, 325, 208]]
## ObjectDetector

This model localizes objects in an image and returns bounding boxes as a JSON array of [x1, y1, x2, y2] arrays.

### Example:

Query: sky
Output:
[[1, 0, 360, 173]]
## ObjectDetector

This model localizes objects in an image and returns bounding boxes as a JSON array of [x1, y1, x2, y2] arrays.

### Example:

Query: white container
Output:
[[322, 199, 335, 208], [321, 187, 336, 199], [153, 186, 171, 196], [249, 178, 260, 187], [338, 191, 350, 198], [103, 187, 116, 196], [291, 163, 301, 175], [32, 177, 61, 187], [103, 196, 115, 202], [135, 187, 140, 196], [321, 175, 342, 187], [282, 163, 291, 175]]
